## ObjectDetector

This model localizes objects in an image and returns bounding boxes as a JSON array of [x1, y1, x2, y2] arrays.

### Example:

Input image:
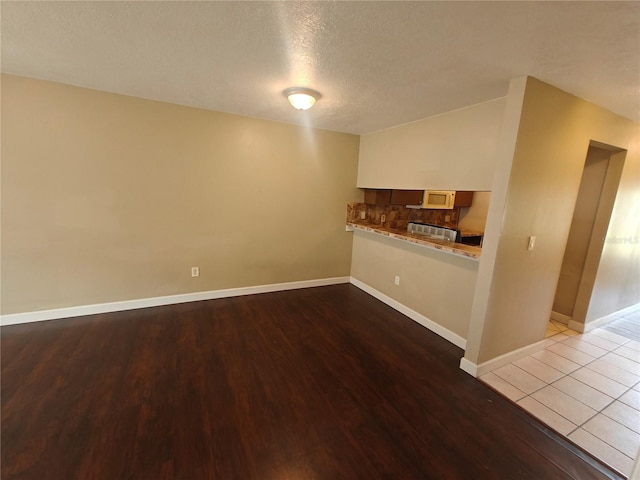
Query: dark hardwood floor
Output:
[[1, 284, 622, 479]]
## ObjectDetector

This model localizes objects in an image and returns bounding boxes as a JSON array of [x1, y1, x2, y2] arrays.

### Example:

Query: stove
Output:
[[407, 222, 458, 242]]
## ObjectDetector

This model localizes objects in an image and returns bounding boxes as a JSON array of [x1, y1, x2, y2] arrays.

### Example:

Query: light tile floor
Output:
[[480, 314, 640, 478]]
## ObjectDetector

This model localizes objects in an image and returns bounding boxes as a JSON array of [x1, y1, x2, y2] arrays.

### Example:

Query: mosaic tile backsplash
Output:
[[346, 202, 460, 230]]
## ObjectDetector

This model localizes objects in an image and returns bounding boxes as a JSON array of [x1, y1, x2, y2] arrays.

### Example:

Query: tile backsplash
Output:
[[347, 202, 460, 230]]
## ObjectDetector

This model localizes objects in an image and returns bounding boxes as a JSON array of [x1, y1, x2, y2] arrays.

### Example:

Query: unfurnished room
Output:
[[1, 2, 639, 479]]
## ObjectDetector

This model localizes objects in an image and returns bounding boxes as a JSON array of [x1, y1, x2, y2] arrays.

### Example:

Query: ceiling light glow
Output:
[[283, 87, 320, 110]]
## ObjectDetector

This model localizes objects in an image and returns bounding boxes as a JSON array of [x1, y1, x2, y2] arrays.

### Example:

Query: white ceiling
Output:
[[2, 1, 639, 135]]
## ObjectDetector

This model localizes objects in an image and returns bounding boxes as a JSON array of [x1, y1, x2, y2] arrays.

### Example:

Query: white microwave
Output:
[[421, 190, 456, 209]]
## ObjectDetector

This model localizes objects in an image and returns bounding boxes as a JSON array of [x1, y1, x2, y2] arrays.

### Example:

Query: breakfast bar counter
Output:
[[346, 222, 481, 260]]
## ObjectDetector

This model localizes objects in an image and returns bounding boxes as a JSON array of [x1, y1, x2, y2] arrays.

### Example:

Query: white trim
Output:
[[459, 358, 478, 377], [458, 338, 548, 378], [570, 302, 640, 333], [568, 319, 587, 333], [349, 276, 467, 349], [0, 276, 351, 326], [550, 311, 571, 324]]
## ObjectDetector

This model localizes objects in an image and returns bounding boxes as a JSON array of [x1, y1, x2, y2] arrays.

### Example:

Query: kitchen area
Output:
[[346, 189, 490, 260]]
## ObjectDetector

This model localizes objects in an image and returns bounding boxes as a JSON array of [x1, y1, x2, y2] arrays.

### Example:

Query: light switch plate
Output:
[[527, 236, 536, 251]]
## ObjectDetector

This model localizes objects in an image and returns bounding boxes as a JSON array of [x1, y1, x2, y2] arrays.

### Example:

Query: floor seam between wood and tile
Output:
[[480, 317, 639, 478]]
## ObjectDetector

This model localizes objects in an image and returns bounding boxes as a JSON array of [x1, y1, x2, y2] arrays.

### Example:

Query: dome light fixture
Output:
[[283, 87, 321, 111]]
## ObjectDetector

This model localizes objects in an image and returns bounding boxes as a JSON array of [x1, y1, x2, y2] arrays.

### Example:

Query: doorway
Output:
[[552, 142, 626, 330]]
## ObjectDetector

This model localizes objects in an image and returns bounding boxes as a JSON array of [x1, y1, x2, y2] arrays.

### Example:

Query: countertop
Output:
[[458, 228, 485, 238], [346, 222, 481, 260]]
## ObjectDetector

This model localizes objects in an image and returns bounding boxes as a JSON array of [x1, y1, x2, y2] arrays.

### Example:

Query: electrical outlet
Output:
[[381, 214, 386, 224], [394, 275, 400, 286], [360, 211, 366, 220], [445, 215, 451, 222], [191, 267, 200, 277]]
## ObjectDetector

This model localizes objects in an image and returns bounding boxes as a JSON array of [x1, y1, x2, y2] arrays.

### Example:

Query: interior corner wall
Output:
[[0, 75, 361, 315], [468, 77, 640, 365]]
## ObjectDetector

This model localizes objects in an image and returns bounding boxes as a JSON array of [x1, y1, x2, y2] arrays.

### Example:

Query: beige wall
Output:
[[458, 191, 491, 232], [553, 146, 611, 318], [1, 75, 361, 314], [568, 148, 626, 328], [353, 97, 508, 349], [357, 98, 506, 190], [586, 146, 639, 324], [465, 77, 640, 365], [350, 231, 478, 340]]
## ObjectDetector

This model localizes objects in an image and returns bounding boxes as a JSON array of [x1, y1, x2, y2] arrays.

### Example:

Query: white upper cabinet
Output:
[[357, 98, 506, 190]]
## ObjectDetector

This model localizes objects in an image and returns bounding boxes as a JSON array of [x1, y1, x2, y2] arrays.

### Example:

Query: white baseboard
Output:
[[0, 276, 351, 326], [550, 311, 571, 324], [567, 319, 587, 333], [459, 358, 478, 377], [569, 302, 640, 333], [349, 277, 467, 350], [459, 338, 548, 378]]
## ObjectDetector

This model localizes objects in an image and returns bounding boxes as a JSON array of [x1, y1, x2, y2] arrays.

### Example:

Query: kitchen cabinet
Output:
[[364, 189, 472, 208], [454, 191, 474, 207], [364, 189, 391, 205], [364, 189, 423, 206], [390, 189, 424, 205]]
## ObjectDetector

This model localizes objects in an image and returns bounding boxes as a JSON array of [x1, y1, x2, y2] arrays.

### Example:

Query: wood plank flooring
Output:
[[1, 285, 622, 479]]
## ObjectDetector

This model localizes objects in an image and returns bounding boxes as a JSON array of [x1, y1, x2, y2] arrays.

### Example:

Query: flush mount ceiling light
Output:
[[283, 87, 321, 111]]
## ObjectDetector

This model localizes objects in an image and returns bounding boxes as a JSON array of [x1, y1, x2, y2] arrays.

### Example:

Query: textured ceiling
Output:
[[2, 1, 639, 134]]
